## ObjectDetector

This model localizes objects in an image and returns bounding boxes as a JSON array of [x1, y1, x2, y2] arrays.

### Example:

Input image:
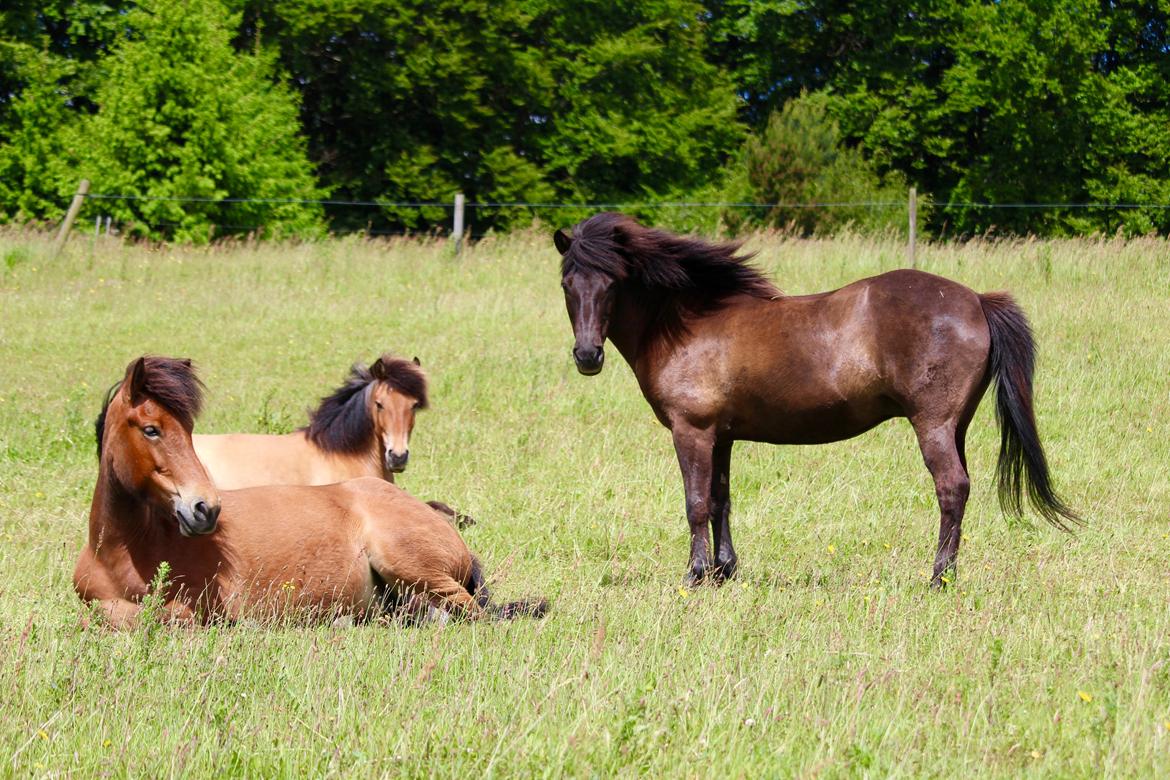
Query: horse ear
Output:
[[369, 357, 387, 380], [553, 228, 572, 256], [411, 356, 421, 367], [125, 357, 148, 402]]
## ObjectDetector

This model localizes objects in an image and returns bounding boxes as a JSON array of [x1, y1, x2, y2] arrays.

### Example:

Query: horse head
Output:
[[555, 227, 616, 375], [369, 355, 427, 474], [100, 357, 221, 536]]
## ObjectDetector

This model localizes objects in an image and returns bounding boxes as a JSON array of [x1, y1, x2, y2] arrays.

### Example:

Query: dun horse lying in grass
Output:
[[555, 213, 1078, 587], [193, 354, 471, 527], [74, 356, 546, 627]]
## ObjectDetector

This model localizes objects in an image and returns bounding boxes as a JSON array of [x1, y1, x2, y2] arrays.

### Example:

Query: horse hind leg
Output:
[[911, 419, 971, 587], [421, 578, 483, 617], [419, 574, 548, 621]]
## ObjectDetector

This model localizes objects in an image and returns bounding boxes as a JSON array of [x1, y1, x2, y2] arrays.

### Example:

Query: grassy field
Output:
[[0, 227, 1167, 777]]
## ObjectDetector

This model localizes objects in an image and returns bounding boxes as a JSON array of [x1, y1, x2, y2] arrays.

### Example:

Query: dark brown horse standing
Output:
[[555, 213, 1077, 587]]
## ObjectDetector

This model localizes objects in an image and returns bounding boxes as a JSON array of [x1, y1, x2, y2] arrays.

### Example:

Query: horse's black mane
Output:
[[95, 356, 205, 459], [560, 212, 780, 308], [304, 355, 428, 455]]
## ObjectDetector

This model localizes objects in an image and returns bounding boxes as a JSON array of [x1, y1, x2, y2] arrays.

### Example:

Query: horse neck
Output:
[[88, 460, 172, 551], [608, 283, 670, 367], [301, 429, 385, 479]]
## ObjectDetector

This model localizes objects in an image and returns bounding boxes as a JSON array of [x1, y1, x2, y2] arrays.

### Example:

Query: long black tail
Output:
[[980, 293, 1080, 531], [466, 556, 549, 620]]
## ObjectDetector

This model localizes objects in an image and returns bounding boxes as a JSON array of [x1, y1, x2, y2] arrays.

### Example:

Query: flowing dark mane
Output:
[[560, 213, 780, 307], [304, 355, 428, 455], [95, 356, 205, 459]]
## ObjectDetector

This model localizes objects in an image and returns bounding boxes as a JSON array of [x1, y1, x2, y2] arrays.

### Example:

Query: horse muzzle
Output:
[[385, 450, 409, 473], [573, 345, 604, 375], [175, 496, 221, 536]]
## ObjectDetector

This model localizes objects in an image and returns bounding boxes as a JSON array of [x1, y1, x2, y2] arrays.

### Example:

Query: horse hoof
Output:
[[930, 565, 956, 590], [712, 558, 738, 584], [683, 569, 706, 588]]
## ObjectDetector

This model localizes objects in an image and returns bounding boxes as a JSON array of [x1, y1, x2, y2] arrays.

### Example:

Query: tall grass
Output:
[[0, 227, 1167, 777]]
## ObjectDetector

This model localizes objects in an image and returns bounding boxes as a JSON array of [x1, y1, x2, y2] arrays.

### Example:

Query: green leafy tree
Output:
[[723, 91, 906, 235], [0, 1, 137, 222], [705, 0, 1170, 236], [0, 53, 79, 222], [240, 0, 553, 233], [1, 0, 136, 126], [242, 0, 740, 233], [75, 0, 324, 241], [533, 1, 742, 203]]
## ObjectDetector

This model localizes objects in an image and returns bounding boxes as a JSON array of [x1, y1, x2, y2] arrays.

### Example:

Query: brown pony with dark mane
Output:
[[194, 355, 427, 487], [555, 213, 1078, 587], [75, 356, 545, 627], [193, 355, 470, 527]]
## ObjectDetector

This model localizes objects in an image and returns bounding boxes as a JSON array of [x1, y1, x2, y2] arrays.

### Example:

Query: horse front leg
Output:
[[710, 441, 737, 582], [672, 424, 716, 586]]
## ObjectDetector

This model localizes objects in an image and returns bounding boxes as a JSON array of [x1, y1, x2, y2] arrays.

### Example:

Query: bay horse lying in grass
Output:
[[74, 356, 545, 627], [193, 354, 471, 527], [555, 213, 1078, 587]]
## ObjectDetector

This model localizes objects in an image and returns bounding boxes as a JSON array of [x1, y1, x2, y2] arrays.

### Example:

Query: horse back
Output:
[[644, 269, 990, 443], [193, 431, 379, 489]]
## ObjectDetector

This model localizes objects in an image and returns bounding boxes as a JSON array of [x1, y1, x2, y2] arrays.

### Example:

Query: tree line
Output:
[[2, 0, 1168, 241]]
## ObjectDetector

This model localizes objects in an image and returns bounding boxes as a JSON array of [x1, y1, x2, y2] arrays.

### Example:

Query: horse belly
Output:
[[727, 328, 898, 445], [218, 492, 379, 620], [737, 395, 898, 445], [222, 551, 377, 621]]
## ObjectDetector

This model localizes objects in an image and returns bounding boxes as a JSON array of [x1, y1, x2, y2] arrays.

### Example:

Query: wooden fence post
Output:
[[452, 193, 465, 255], [53, 179, 90, 257], [908, 186, 918, 269]]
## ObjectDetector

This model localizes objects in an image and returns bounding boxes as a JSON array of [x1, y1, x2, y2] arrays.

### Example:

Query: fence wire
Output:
[[14, 191, 1170, 239]]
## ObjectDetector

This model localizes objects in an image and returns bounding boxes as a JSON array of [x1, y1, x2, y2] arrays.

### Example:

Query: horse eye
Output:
[[143, 425, 161, 439], [412, 402, 421, 410], [375, 401, 383, 410]]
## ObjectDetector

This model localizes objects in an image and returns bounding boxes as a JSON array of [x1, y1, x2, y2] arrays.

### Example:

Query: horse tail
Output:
[[980, 292, 1080, 531], [465, 554, 549, 621]]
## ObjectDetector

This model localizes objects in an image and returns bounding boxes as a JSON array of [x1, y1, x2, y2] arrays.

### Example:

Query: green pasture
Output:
[[0, 229, 1166, 777]]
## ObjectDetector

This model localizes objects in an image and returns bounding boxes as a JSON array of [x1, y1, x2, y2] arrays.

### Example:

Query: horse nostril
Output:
[[193, 500, 220, 527], [574, 346, 601, 363]]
